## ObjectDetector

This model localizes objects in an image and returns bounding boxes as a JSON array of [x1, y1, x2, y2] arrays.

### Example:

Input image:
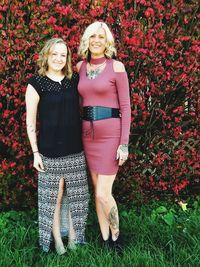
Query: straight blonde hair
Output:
[[37, 38, 72, 79], [78, 21, 117, 60]]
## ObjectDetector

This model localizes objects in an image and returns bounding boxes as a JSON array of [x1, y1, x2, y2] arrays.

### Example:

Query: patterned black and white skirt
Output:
[[38, 151, 89, 252]]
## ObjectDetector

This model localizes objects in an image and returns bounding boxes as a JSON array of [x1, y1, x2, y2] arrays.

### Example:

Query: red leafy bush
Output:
[[0, 0, 199, 209]]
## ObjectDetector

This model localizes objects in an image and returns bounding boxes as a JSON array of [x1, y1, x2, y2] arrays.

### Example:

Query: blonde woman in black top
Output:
[[25, 38, 89, 255]]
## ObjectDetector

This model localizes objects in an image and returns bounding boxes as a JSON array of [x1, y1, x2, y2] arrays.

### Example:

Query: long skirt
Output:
[[38, 151, 89, 252]]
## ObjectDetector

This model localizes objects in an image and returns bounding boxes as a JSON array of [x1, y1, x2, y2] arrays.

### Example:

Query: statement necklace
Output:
[[86, 57, 106, 80]]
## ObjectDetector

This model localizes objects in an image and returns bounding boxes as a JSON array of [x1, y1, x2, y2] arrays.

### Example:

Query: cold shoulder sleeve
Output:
[[115, 71, 131, 144]]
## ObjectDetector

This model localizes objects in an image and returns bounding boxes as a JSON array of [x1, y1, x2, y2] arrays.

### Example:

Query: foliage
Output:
[[0, 0, 199, 209], [0, 200, 200, 266]]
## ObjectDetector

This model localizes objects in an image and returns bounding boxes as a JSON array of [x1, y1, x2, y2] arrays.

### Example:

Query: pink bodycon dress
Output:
[[78, 59, 131, 175]]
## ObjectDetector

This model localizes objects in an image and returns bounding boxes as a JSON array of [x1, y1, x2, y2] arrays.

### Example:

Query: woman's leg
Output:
[[96, 175, 119, 241], [91, 172, 110, 241], [92, 173, 120, 241], [67, 210, 77, 249], [52, 178, 66, 254]]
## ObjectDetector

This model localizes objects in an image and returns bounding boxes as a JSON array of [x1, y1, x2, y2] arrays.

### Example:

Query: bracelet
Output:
[[120, 144, 128, 148], [119, 144, 129, 153], [33, 151, 39, 153]]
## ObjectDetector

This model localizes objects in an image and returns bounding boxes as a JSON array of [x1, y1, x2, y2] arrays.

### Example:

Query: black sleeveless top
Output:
[[28, 72, 83, 158]]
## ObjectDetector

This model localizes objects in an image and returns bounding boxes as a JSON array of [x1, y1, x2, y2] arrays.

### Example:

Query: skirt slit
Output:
[[38, 151, 89, 252]]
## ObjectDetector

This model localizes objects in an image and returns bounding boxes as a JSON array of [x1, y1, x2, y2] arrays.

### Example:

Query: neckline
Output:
[[45, 74, 66, 83], [85, 59, 109, 80], [90, 56, 106, 65]]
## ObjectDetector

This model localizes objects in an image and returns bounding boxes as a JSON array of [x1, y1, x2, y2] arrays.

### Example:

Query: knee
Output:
[[56, 178, 64, 204], [95, 191, 110, 206]]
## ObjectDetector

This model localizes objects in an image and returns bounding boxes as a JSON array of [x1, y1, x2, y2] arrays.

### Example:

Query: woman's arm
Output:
[[113, 60, 131, 165], [25, 84, 39, 153], [76, 61, 84, 112], [25, 84, 44, 172], [76, 61, 83, 73]]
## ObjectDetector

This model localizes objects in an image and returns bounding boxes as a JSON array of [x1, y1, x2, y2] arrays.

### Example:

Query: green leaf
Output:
[[156, 206, 168, 214], [121, 211, 129, 217], [162, 212, 174, 226]]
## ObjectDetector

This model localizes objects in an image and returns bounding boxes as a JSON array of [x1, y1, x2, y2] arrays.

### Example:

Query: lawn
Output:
[[0, 198, 199, 267]]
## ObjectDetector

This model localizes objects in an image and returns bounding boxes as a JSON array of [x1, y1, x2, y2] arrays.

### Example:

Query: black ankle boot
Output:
[[102, 238, 110, 249], [109, 233, 124, 252]]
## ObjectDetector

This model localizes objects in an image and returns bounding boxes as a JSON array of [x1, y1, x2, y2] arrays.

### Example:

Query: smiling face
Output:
[[89, 27, 107, 58], [47, 43, 67, 73]]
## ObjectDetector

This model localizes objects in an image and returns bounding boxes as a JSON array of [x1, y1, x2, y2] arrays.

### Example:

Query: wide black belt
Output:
[[82, 106, 120, 121]]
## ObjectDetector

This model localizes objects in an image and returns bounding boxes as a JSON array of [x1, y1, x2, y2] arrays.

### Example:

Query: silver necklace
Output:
[[86, 61, 106, 80]]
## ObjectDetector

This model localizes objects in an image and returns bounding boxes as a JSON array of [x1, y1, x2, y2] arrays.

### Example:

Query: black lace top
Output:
[[28, 73, 83, 158]]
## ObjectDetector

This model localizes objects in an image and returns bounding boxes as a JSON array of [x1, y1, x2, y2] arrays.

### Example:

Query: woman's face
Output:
[[89, 27, 107, 57], [47, 43, 67, 73]]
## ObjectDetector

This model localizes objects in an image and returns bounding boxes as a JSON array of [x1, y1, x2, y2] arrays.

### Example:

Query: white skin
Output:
[[26, 43, 75, 254], [77, 27, 128, 241]]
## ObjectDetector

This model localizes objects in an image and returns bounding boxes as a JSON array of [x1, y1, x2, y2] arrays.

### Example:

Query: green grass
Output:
[[0, 199, 200, 267]]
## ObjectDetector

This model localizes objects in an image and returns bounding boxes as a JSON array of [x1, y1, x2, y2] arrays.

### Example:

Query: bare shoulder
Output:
[[113, 60, 126, 72], [76, 61, 84, 73]]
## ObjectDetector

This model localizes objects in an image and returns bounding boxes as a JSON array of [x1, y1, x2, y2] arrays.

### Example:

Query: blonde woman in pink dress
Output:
[[77, 22, 131, 250]]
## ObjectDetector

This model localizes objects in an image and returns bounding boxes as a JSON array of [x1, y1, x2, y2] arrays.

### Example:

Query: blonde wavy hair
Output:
[[78, 21, 117, 60], [37, 38, 72, 79]]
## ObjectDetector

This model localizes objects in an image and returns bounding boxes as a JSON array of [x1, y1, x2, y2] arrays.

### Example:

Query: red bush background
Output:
[[0, 0, 199, 209]]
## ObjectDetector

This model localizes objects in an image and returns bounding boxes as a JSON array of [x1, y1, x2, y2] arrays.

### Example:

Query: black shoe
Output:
[[102, 238, 110, 249], [99, 233, 110, 249], [109, 233, 124, 252]]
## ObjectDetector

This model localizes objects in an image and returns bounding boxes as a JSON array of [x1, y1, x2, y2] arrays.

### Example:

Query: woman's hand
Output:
[[116, 144, 129, 166], [33, 153, 45, 172]]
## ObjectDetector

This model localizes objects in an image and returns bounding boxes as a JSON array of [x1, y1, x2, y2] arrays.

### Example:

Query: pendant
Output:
[[86, 60, 106, 80], [86, 68, 101, 80]]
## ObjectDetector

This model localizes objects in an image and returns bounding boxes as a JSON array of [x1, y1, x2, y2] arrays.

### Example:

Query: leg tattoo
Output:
[[108, 206, 119, 230], [114, 231, 119, 239]]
